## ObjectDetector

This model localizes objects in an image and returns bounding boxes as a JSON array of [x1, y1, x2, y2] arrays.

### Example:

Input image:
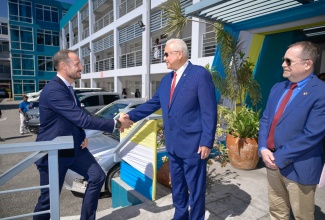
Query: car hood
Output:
[[85, 129, 119, 155]]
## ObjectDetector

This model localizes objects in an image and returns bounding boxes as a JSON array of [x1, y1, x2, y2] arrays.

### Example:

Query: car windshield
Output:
[[95, 103, 128, 119]]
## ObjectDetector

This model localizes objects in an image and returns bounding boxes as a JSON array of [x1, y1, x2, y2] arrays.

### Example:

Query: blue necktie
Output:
[[68, 86, 77, 104]]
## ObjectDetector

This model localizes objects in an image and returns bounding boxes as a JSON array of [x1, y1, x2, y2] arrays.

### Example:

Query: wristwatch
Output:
[[115, 119, 122, 129]]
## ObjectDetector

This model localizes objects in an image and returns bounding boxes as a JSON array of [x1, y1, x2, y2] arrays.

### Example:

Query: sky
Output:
[[0, 0, 76, 18]]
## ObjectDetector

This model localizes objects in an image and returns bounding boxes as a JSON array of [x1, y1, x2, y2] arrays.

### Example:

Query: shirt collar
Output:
[[175, 60, 189, 76], [295, 73, 314, 88], [57, 74, 72, 87]]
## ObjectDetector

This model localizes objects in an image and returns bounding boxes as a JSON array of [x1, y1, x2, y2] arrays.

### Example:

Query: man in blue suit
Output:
[[124, 38, 217, 220], [33, 50, 132, 220], [259, 41, 325, 219]]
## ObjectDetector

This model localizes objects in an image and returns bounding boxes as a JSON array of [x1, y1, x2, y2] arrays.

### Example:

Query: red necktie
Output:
[[266, 83, 297, 151], [169, 72, 177, 107]]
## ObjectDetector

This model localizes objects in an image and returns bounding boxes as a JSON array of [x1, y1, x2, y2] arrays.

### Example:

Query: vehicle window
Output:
[[103, 95, 120, 105], [81, 96, 99, 107], [95, 103, 128, 119]]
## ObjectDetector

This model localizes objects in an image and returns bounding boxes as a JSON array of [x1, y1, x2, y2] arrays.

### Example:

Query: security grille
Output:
[[93, 34, 114, 53]]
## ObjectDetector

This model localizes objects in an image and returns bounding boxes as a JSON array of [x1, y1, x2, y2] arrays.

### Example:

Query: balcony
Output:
[[80, 6, 89, 22], [119, 0, 142, 18], [95, 57, 114, 72], [73, 35, 78, 46], [82, 27, 89, 40], [93, 34, 114, 53], [202, 31, 216, 57], [94, 10, 114, 33], [93, 0, 108, 11], [83, 62, 90, 74], [120, 50, 142, 69]]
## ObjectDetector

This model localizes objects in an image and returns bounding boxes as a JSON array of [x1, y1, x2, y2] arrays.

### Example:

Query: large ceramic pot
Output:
[[226, 134, 259, 170], [157, 161, 172, 189]]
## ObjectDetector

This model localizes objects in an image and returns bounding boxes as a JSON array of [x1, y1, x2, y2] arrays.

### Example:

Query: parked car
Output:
[[26, 90, 42, 102], [64, 130, 120, 195], [24, 101, 40, 133], [64, 98, 146, 195], [77, 92, 121, 115]]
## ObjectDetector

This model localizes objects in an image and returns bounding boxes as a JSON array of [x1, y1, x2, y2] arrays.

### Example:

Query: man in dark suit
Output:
[[259, 41, 325, 219], [124, 38, 217, 220], [33, 49, 132, 220]]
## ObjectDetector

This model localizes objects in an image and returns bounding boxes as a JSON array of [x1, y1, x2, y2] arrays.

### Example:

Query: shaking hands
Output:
[[117, 114, 133, 132]]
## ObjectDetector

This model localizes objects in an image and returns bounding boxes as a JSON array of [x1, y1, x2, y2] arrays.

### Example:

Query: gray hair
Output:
[[166, 38, 188, 58], [289, 41, 320, 66]]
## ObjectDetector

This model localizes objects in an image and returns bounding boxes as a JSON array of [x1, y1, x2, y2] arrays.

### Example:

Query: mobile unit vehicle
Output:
[[77, 92, 121, 115], [64, 98, 146, 195]]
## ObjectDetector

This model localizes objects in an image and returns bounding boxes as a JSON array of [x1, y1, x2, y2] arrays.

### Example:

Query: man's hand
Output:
[[80, 138, 88, 149], [198, 146, 211, 160], [118, 114, 133, 132], [260, 149, 278, 169]]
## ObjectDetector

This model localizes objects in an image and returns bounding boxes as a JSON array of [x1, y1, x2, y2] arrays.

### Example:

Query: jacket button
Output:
[[168, 115, 171, 118], [170, 128, 173, 131]]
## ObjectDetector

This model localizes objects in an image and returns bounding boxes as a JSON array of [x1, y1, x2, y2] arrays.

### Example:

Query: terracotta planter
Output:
[[226, 134, 259, 170], [157, 161, 172, 189]]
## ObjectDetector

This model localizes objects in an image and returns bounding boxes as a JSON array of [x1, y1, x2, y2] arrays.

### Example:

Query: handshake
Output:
[[117, 114, 134, 132]]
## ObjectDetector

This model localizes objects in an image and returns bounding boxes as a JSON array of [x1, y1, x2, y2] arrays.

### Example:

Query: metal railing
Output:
[[119, 50, 142, 69], [80, 6, 89, 21], [94, 10, 114, 33], [82, 27, 89, 40], [83, 62, 90, 73], [202, 31, 216, 57], [73, 35, 78, 45], [0, 136, 74, 220], [93, 0, 108, 11], [95, 57, 114, 71], [119, 0, 142, 18], [71, 17, 78, 30]]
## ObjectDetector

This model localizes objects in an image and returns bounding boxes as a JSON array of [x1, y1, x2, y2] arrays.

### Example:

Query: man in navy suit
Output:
[[33, 50, 132, 220], [124, 38, 217, 220], [259, 41, 325, 219]]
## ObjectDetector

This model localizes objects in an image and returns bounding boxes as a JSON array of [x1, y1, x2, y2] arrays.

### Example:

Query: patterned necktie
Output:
[[266, 83, 297, 151], [169, 72, 177, 108], [68, 86, 77, 104]]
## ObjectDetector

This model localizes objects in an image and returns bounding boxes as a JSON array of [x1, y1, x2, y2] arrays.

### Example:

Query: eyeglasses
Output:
[[282, 57, 309, 66], [164, 51, 179, 57]]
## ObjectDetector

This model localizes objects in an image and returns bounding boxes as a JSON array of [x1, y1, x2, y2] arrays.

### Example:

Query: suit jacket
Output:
[[36, 76, 115, 166], [128, 61, 217, 158], [259, 75, 325, 184]]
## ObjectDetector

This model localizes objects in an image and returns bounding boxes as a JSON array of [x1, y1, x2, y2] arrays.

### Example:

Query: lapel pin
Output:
[[183, 74, 186, 77], [303, 92, 308, 95]]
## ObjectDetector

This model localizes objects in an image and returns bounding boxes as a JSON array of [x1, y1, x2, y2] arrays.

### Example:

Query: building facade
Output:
[[60, 0, 215, 99], [7, 0, 72, 100], [0, 16, 10, 95]]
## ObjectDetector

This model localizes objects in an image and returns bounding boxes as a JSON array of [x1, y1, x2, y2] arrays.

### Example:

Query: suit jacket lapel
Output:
[[168, 62, 192, 110], [53, 76, 79, 106], [278, 76, 317, 124]]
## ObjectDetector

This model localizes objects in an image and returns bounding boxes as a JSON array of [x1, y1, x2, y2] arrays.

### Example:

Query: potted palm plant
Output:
[[162, 0, 262, 169]]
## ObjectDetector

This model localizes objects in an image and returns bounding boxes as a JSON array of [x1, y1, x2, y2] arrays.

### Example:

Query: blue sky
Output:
[[0, 0, 75, 18]]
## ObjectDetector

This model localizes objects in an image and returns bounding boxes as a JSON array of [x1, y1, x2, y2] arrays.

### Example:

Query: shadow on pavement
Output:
[[2, 134, 34, 141]]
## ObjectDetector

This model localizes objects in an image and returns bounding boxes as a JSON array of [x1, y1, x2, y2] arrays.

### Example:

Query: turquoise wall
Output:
[[60, 0, 88, 29], [254, 31, 303, 111]]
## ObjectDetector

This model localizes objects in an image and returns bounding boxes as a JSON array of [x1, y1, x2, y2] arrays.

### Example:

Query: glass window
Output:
[[103, 95, 120, 105], [96, 103, 128, 119], [8, 0, 32, 23], [13, 79, 35, 96], [80, 96, 100, 107], [39, 80, 50, 90], [10, 25, 33, 50], [37, 29, 59, 47], [12, 54, 34, 76], [35, 4, 59, 23], [0, 23, 8, 35], [37, 33, 44, 44], [38, 56, 53, 71]]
